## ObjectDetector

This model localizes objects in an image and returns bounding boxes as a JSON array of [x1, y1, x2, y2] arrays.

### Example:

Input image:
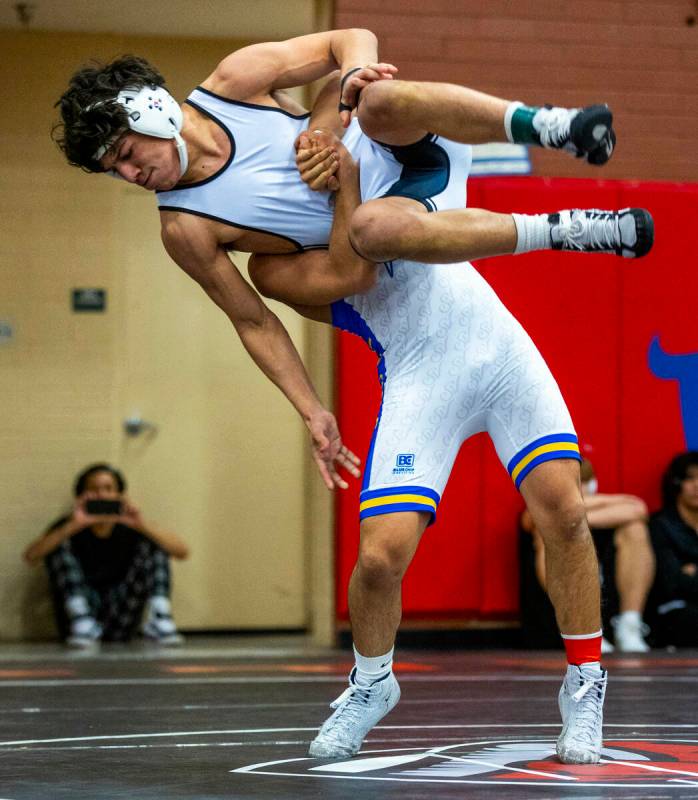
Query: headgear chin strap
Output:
[[94, 85, 188, 177]]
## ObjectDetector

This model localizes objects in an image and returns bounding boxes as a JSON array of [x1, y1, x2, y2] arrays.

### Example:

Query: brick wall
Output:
[[334, 1, 698, 181]]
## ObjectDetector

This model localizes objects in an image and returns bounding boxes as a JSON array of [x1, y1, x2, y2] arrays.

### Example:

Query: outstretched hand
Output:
[[339, 63, 398, 128], [307, 409, 361, 490]]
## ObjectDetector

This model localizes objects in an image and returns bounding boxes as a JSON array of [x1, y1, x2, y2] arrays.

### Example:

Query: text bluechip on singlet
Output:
[[393, 454, 415, 475]]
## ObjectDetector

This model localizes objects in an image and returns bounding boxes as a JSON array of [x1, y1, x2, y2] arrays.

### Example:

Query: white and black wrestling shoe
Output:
[[549, 208, 654, 258], [557, 663, 607, 764], [308, 667, 400, 758], [535, 104, 615, 165]]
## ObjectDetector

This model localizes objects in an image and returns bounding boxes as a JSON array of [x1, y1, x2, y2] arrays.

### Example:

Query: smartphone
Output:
[[85, 499, 122, 516]]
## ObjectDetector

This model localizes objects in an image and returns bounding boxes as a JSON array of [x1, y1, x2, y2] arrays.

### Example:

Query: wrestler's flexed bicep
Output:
[[201, 29, 380, 103]]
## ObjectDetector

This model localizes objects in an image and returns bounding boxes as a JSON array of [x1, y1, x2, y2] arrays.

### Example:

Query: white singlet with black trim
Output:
[[156, 86, 470, 249]]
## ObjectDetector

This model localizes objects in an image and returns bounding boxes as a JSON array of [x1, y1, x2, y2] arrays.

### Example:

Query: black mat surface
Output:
[[0, 640, 696, 799]]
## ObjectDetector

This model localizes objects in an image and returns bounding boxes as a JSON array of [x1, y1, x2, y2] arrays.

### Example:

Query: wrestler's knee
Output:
[[350, 201, 414, 262], [534, 496, 589, 549], [357, 80, 408, 138], [523, 463, 588, 544], [357, 535, 412, 590]]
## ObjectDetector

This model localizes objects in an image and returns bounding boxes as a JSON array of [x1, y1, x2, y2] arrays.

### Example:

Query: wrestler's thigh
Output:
[[485, 331, 581, 494]]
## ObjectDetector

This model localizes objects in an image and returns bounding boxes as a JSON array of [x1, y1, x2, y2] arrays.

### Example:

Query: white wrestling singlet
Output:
[[156, 87, 471, 249], [332, 260, 580, 523]]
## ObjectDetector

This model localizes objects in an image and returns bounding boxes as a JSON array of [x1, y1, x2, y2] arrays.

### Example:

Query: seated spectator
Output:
[[649, 451, 698, 647], [520, 457, 654, 652], [23, 463, 189, 648]]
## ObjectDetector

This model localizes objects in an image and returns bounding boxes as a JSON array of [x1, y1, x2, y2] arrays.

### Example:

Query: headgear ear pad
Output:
[[116, 85, 183, 140], [94, 84, 188, 177]]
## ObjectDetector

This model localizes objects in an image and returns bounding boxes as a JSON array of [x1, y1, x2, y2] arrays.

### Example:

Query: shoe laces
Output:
[[569, 673, 605, 744], [538, 106, 576, 149], [559, 210, 618, 252], [323, 675, 385, 734]]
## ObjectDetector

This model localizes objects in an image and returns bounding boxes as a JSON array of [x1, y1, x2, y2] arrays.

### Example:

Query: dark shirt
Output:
[[47, 517, 145, 590], [650, 507, 698, 604]]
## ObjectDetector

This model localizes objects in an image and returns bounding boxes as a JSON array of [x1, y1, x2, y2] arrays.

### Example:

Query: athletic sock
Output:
[[353, 644, 394, 687], [511, 213, 552, 254], [505, 101, 541, 145], [617, 609, 642, 626], [561, 630, 603, 666]]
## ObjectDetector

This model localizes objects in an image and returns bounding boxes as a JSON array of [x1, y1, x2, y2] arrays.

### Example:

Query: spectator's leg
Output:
[[614, 520, 656, 614], [100, 540, 157, 642], [142, 549, 184, 645], [101, 541, 182, 644], [45, 544, 102, 646], [610, 520, 654, 652]]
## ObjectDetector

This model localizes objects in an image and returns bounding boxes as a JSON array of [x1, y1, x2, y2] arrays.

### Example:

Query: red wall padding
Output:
[[335, 178, 698, 620]]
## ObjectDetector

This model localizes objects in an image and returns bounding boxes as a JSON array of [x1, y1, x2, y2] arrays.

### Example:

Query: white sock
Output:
[[503, 101, 523, 143], [511, 213, 552, 254], [579, 660, 602, 671], [618, 610, 642, 625], [353, 644, 393, 686]]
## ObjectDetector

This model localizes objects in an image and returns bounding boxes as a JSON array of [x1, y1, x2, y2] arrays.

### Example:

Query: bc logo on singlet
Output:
[[393, 454, 415, 475]]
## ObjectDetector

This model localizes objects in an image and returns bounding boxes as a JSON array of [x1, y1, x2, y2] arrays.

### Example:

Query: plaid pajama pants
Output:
[[46, 538, 172, 641]]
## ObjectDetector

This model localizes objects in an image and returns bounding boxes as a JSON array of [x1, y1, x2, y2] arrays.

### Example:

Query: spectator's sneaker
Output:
[[612, 614, 650, 653], [308, 667, 400, 758], [535, 104, 615, 165], [601, 636, 615, 654], [66, 616, 102, 649], [549, 208, 654, 258], [142, 597, 184, 646], [557, 663, 607, 764]]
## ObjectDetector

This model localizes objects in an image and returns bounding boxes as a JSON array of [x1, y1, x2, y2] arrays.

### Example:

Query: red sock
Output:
[[561, 630, 602, 665]]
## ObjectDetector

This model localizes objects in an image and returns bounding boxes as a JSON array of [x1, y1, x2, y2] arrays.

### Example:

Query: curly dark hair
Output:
[[52, 55, 167, 173], [661, 451, 698, 509]]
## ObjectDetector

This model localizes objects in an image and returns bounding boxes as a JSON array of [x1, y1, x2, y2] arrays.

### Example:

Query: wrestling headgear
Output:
[[93, 84, 188, 176]]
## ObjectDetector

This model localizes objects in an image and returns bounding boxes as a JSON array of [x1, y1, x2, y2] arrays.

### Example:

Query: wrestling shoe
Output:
[[549, 208, 654, 258], [612, 613, 650, 653], [535, 104, 615, 165], [557, 663, 607, 764], [308, 667, 400, 758], [142, 596, 184, 646]]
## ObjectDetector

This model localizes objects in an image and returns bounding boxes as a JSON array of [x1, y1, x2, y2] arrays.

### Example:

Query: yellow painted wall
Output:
[[1, 30, 333, 640]]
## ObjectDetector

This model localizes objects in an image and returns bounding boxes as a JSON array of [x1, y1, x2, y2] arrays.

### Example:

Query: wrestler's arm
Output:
[[248, 139, 375, 307], [202, 29, 396, 105], [160, 212, 359, 489], [294, 73, 345, 192]]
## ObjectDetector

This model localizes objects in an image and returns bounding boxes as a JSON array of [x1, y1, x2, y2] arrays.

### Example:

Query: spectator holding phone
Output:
[[23, 463, 189, 648]]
